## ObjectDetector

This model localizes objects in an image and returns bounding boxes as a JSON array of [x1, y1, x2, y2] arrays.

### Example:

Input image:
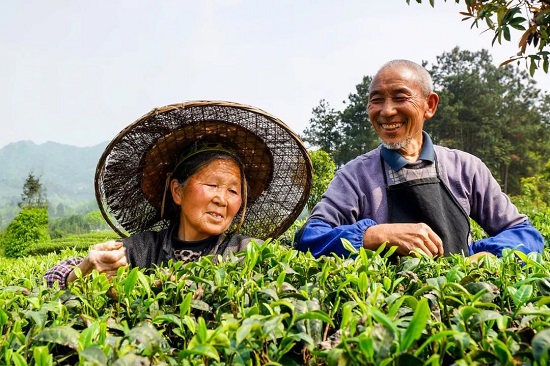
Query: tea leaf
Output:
[[33, 325, 80, 350], [401, 298, 429, 351], [532, 328, 550, 363], [296, 310, 334, 326], [80, 346, 108, 365], [511, 284, 534, 307], [112, 354, 150, 366], [123, 268, 139, 296], [32, 346, 53, 366], [371, 309, 398, 335]]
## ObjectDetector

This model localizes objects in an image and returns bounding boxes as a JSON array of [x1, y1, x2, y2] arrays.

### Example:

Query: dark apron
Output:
[[382, 155, 470, 255]]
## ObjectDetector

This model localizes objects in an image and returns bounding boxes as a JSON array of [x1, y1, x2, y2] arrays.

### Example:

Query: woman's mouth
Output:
[[208, 212, 224, 221]]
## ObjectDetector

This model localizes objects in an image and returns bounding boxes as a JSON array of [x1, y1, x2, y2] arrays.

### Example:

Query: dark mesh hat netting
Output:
[[95, 100, 312, 240]]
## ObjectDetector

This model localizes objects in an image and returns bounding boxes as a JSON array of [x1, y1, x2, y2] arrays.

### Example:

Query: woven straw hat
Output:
[[95, 100, 312, 240]]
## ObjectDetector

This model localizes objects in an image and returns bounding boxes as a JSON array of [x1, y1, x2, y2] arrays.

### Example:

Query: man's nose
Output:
[[380, 100, 397, 116]]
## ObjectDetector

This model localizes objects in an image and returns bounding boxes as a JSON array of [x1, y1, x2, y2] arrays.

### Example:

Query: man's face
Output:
[[367, 66, 438, 155]]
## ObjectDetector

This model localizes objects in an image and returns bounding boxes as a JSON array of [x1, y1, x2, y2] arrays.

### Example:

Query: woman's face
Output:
[[171, 159, 243, 241]]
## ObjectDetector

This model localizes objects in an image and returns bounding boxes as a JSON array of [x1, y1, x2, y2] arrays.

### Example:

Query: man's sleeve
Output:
[[469, 220, 544, 257], [295, 218, 376, 258], [466, 155, 545, 256]]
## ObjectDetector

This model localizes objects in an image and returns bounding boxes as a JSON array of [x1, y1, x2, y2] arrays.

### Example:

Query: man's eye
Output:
[[369, 98, 383, 104], [393, 97, 408, 102], [229, 189, 239, 195]]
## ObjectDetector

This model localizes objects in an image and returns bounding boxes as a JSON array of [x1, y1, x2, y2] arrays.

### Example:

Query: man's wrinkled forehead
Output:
[[368, 67, 421, 97]]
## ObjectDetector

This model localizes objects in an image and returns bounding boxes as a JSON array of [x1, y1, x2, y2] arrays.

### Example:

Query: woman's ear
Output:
[[170, 179, 183, 205], [424, 92, 439, 120]]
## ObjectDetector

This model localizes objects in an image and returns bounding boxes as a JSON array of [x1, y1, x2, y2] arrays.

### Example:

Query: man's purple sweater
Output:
[[296, 135, 544, 258]]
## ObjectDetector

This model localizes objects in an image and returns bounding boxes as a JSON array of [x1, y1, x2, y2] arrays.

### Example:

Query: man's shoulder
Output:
[[434, 145, 482, 164], [341, 147, 381, 168]]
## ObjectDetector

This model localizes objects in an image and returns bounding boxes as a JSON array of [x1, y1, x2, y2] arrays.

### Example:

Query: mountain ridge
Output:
[[0, 140, 109, 208]]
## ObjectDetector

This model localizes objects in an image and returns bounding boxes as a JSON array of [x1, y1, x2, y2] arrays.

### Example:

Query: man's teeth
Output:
[[382, 123, 402, 130]]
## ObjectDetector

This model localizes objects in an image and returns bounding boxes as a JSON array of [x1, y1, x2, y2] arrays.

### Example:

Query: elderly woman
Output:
[[44, 101, 312, 289]]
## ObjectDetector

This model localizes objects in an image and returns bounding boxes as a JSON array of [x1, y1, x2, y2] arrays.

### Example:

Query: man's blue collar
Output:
[[380, 131, 435, 171]]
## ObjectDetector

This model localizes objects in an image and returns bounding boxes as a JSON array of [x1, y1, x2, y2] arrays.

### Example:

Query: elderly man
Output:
[[295, 59, 544, 260]]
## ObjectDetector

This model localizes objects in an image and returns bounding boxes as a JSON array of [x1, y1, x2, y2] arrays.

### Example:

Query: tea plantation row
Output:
[[1, 239, 550, 365]]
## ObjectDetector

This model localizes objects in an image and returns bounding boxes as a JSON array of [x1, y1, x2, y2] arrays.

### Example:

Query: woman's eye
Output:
[[229, 189, 239, 195], [369, 97, 383, 104]]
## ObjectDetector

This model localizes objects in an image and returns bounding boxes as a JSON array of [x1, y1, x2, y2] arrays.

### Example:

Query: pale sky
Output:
[[2, 0, 549, 149]]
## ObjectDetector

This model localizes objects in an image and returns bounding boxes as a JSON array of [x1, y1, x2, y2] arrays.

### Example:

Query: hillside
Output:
[[0, 140, 108, 224]]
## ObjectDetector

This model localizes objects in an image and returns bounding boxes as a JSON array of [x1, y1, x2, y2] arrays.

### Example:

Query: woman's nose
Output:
[[212, 189, 228, 205]]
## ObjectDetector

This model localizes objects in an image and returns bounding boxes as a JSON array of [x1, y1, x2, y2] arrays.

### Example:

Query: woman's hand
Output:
[[67, 240, 128, 283]]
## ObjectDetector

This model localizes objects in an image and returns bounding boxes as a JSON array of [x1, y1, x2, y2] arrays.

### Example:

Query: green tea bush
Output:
[[2, 207, 49, 258], [3, 240, 550, 365], [28, 231, 121, 256]]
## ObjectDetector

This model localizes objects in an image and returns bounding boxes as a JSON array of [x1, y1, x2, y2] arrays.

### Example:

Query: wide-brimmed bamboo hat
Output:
[[95, 100, 312, 239]]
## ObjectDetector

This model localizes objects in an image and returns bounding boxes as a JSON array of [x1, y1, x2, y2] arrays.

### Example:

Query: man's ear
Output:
[[170, 179, 183, 205], [424, 92, 439, 120]]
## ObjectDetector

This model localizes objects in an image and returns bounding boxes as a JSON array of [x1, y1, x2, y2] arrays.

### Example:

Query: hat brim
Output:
[[95, 100, 312, 240]]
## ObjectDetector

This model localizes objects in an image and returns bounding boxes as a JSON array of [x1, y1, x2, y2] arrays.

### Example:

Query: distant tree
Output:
[[428, 47, 550, 194], [337, 75, 380, 166], [84, 210, 109, 231], [407, 0, 550, 75], [49, 214, 91, 239], [307, 150, 337, 211], [19, 173, 47, 209], [302, 99, 342, 157], [56, 203, 66, 217]]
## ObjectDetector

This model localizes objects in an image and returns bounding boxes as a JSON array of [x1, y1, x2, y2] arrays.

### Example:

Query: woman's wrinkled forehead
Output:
[[193, 157, 242, 179]]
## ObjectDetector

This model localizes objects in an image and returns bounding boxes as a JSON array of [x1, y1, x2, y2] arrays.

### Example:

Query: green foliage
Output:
[[427, 47, 550, 195], [2, 208, 49, 258], [302, 77, 379, 167], [469, 218, 487, 242], [84, 210, 110, 231], [302, 99, 342, 155], [407, 0, 550, 75], [27, 231, 120, 256], [338, 75, 380, 165], [511, 172, 550, 242], [49, 214, 92, 239], [307, 150, 336, 211], [48, 211, 110, 239], [2, 239, 550, 364]]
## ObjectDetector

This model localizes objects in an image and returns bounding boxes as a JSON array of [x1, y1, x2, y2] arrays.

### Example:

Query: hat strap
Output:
[[160, 172, 172, 219]]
